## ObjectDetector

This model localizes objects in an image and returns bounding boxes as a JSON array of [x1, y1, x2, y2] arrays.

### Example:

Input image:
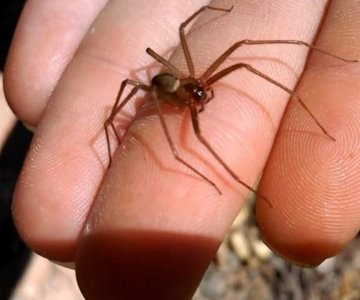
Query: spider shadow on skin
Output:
[[277, 102, 340, 141], [176, 83, 274, 191], [124, 125, 212, 186], [91, 16, 306, 172], [129, 81, 273, 196], [132, 98, 209, 181], [92, 55, 302, 191], [126, 93, 268, 194], [101, 88, 267, 197], [90, 94, 148, 170], [90, 57, 164, 169], [105, 41, 307, 186]]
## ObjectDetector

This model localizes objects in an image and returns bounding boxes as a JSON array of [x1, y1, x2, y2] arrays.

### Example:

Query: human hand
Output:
[[4, 0, 360, 299]]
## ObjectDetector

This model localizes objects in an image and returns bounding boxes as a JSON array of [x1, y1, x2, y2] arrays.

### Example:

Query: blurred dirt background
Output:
[[1, 1, 360, 300]]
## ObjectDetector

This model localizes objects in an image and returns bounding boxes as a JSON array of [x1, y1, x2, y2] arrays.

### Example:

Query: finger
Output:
[[76, 1, 332, 298], [4, 0, 108, 126], [12, 0, 209, 261], [258, 0, 360, 266]]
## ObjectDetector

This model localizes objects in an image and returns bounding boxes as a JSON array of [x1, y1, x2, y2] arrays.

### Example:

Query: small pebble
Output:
[[200, 271, 228, 299], [230, 232, 251, 261], [316, 257, 336, 275], [216, 239, 230, 267], [251, 239, 273, 261], [231, 205, 250, 230]]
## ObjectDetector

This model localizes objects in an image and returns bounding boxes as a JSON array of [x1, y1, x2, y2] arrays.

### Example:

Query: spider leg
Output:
[[146, 48, 182, 77], [202, 39, 358, 80], [205, 63, 336, 141], [179, 5, 233, 77], [105, 79, 150, 167], [189, 101, 272, 207], [152, 91, 221, 194]]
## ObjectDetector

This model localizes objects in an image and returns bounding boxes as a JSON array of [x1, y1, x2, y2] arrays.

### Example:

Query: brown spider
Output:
[[104, 5, 358, 207]]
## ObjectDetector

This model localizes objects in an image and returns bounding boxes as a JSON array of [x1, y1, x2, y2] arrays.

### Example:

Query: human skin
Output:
[[0, 73, 16, 149], [4, 0, 360, 299]]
